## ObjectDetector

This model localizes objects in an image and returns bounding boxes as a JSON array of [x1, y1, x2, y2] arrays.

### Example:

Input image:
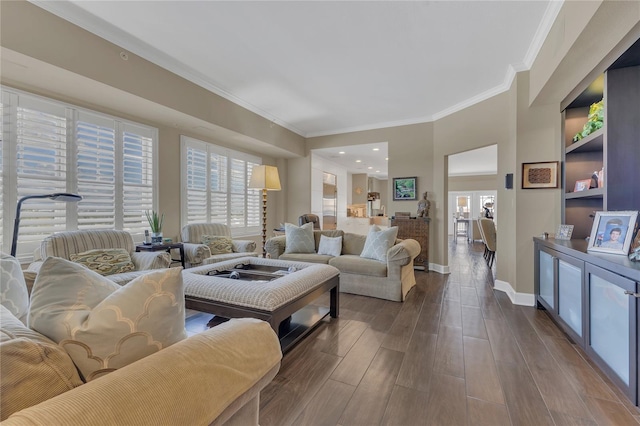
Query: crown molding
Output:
[[28, 0, 306, 137], [523, 0, 564, 68]]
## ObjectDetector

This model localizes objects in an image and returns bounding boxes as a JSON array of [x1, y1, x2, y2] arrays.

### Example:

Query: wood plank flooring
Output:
[[187, 239, 640, 425]]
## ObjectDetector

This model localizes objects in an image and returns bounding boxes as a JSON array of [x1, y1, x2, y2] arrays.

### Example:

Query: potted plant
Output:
[[145, 210, 164, 245]]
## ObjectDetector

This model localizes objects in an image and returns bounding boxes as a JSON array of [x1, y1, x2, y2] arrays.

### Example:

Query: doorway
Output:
[[323, 172, 337, 230]]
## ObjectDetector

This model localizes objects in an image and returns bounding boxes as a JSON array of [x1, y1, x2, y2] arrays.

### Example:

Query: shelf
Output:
[[565, 187, 604, 200], [566, 129, 604, 154]]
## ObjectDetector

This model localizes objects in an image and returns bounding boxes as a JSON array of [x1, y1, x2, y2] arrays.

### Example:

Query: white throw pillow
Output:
[[29, 257, 187, 382], [360, 226, 399, 262], [317, 235, 343, 257], [284, 222, 316, 254], [0, 252, 30, 324]]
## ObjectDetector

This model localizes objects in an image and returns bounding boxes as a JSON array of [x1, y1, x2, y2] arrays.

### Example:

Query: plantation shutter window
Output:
[[122, 123, 154, 233]]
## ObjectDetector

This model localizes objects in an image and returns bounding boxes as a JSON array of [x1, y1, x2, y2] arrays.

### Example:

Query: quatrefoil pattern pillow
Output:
[[29, 257, 187, 382], [360, 225, 399, 263], [284, 222, 316, 254]]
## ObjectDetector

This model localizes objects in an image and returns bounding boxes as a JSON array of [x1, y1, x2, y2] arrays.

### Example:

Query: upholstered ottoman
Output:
[[183, 257, 339, 352]]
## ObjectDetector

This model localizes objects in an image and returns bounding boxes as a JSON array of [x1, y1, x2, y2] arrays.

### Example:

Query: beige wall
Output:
[[448, 175, 498, 192]]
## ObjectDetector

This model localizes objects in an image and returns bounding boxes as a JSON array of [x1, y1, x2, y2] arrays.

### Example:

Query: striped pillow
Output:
[[70, 248, 135, 276], [201, 235, 234, 255]]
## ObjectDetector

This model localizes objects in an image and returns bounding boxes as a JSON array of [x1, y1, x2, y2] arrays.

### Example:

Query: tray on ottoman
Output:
[[184, 257, 339, 353]]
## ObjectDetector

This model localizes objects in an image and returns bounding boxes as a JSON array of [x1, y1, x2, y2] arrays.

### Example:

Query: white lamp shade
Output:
[[249, 165, 281, 191]]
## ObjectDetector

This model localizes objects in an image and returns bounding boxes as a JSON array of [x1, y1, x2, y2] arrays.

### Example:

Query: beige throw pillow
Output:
[[201, 235, 234, 255], [29, 257, 187, 382], [360, 225, 399, 262], [69, 248, 135, 276], [284, 222, 316, 254]]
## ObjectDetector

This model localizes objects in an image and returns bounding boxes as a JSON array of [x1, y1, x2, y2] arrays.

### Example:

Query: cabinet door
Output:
[[558, 254, 584, 342], [586, 263, 638, 405], [537, 248, 556, 310]]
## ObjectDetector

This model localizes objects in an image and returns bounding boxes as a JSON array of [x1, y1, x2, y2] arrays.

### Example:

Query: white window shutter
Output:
[[121, 123, 154, 234]]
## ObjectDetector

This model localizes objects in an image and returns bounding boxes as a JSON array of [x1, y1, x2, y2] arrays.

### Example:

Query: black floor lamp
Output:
[[11, 193, 83, 257], [248, 166, 281, 257]]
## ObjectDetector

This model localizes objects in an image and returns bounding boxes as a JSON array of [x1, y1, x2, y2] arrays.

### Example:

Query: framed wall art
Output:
[[556, 224, 574, 240], [392, 177, 417, 201], [587, 210, 639, 255], [522, 161, 559, 189], [573, 179, 592, 192]]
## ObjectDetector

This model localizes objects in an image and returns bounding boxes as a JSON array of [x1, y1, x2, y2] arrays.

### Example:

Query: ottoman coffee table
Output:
[[183, 257, 339, 352]]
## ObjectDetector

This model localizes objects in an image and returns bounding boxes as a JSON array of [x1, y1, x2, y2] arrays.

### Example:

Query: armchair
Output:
[[27, 229, 171, 285], [181, 223, 258, 267]]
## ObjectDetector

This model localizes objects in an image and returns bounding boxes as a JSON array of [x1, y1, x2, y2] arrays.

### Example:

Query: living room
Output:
[[2, 1, 640, 424]]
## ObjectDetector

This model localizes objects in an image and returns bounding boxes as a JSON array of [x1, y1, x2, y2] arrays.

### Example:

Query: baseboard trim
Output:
[[494, 280, 535, 306], [428, 263, 450, 274]]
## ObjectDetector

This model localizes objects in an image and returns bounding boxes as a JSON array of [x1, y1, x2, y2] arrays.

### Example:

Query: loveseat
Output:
[[181, 223, 258, 267], [264, 229, 420, 302], [27, 229, 171, 285], [0, 252, 282, 425]]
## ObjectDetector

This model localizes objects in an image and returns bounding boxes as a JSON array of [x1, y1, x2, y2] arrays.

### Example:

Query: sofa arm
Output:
[[182, 243, 211, 266], [232, 239, 257, 253], [3, 318, 282, 426], [130, 251, 171, 270], [264, 236, 286, 259], [387, 238, 421, 266]]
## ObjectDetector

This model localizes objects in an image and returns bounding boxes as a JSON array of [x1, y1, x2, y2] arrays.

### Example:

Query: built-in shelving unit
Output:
[[562, 39, 640, 239]]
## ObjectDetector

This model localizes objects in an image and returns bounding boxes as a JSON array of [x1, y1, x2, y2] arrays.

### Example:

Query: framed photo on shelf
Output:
[[587, 211, 639, 255], [522, 161, 559, 189], [392, 177, 417, 200], [573, 179, 592, 192], [556, 224, 574, 240]]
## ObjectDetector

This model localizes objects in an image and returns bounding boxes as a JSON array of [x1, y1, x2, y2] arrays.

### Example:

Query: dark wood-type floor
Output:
[[187, 239, 640, 425]]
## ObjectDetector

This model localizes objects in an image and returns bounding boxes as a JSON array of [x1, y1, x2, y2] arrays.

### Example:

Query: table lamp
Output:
[[11, 193, 82, 257], [248, 165, 281, 257]]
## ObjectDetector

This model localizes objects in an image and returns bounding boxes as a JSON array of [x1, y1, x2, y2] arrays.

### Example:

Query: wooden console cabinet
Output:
[[391, 217, 429, 271]]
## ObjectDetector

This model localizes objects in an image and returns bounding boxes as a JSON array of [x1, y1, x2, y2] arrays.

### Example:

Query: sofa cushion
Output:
[[29, 257, 187, 382], [278, 253, 333, 264], [342, 232, 367, 255], [317, 235, 342, 257], [284, 222, 315, 254], [0, 305, 83, 420], [0, 253, 29, 324], [360, 226, 399, 262], [202, 235, 234, 254], [69, 248, 136, 276], [329, 255, 388, 277]]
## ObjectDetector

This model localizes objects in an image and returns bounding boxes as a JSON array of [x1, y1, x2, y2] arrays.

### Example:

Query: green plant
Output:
[[145, 210, 164, 233]]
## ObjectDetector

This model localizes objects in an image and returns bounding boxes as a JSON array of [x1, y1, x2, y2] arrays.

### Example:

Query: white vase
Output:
[[151, 232, 163, 245]]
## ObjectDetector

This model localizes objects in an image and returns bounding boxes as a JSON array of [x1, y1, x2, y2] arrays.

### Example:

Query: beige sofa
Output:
[[265, 230, 420, 302], [1, 253, 282, 425], [181, 223, 258, 267], [27, 229, 171, 285]]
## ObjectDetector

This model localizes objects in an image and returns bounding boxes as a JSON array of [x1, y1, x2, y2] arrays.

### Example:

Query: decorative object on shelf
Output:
[[248, 165, 282, 257], [392, 177, 417, 200], [522, 161, 559, 189], [11, 193, 82, 257], [556, 224, 574, 240], [628, 222, 640, 261], [145, 210, 164, 245], [416, 192, 430, 217], [587, 210, 638, 255], [574, 179, 592, 192], [572, 99, 604, 142], [597, 167, 604, 188]]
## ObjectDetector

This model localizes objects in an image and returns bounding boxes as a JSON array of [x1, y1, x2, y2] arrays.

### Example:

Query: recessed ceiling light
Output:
[[355, 160, 362, 163], [367, 166, 373, 169], [376, 170, 380, 173], [385, 157, 389, 161], [339, 151, 345, 154], [372, 148, 380, 151]]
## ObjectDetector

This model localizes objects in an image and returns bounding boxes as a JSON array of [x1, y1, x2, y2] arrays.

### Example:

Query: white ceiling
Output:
[[29, 0, 558, 178], [448, 145, 498, 177]]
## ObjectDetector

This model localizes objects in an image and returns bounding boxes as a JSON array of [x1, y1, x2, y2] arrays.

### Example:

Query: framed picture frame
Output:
[[522, 161, 559, 189], [629, 229, 640, 261], [556, 224, 574, 240], [573, 179, 591, 192], [392, 177, 417, 200], [587, 210, 639, 255]]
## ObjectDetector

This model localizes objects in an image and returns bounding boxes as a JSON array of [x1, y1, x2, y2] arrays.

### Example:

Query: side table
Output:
[[136, 242, 185, 269]]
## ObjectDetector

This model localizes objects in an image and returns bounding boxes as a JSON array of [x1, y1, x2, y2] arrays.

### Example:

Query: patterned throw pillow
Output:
[[360, 226, 399, 263], [29, 257, 187, 382], [0, 252, 30, 324], [317, 235, 342, 257], [284, 222, 316, 254], [69, 248, 135, 276], [201, 235, 234, 255]]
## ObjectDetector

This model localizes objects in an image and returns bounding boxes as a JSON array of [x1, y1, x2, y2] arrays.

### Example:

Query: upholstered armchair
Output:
[[27, 229, 171, 285], [180, 223, 258, 267]]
